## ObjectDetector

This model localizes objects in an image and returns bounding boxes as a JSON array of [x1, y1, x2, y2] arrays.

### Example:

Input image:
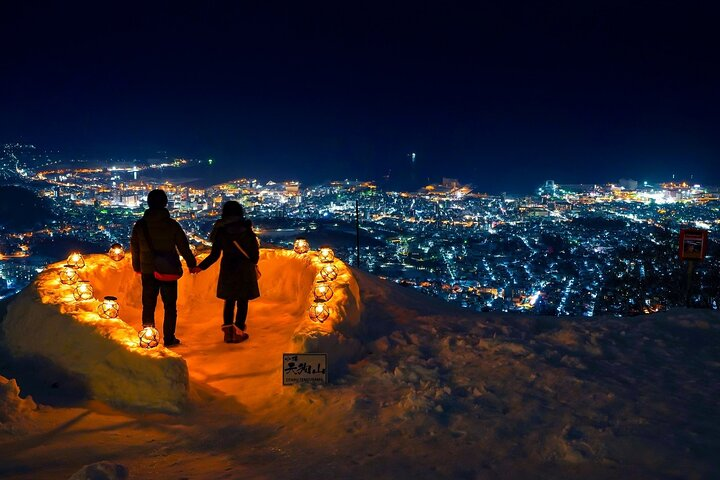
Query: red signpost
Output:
[[679, 228, 708, 306], [679, 228, 708, 261]]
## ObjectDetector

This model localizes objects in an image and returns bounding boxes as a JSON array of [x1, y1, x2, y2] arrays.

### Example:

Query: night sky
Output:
[[1, 1, 719, 193]]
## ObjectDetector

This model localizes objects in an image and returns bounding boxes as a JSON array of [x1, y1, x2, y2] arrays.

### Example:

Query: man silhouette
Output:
[[130, 189, 197, 347]]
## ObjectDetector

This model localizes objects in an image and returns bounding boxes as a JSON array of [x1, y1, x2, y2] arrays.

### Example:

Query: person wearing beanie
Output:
[[130, 189, 197, 347]]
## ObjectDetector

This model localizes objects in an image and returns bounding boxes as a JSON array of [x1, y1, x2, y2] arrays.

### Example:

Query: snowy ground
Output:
[[0, 251, 719, 479]]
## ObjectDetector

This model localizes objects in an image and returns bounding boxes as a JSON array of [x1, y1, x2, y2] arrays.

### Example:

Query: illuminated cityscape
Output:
[[2, 143, 718, 315]]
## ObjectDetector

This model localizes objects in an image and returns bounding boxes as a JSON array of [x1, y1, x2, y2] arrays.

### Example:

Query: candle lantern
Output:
[[73, 281, 94, 301], [309, 302, 330, 323], [138, 326, 160, 349], [318, 246, 335, 263], [293, 237, 310, 255], [67, 252, 85, 269], [320, 264, 338, 282], [313, 282, 334, 302], [59, 265, 79, 285], [97, 296, 120, 319], [108, 243, 125, 261]]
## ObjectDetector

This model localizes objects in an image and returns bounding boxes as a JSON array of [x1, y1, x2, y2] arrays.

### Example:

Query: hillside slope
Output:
[[0, 252, 719, 479]]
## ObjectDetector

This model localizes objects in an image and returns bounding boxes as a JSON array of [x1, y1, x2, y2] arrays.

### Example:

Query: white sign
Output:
[[282, 353, 328, 385]]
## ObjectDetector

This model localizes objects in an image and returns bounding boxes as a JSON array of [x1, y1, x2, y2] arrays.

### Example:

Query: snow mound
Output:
[[1, 248, 363, 412], [2, 258, 189, 412], [0, 375, 37, 434], [67, 461, 128, 480]]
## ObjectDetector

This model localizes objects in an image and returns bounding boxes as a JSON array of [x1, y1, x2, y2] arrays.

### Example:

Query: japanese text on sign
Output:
[[282, 353, 328, 385]]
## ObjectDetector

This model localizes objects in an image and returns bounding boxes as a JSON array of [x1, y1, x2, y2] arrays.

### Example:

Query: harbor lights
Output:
[[97, 296, 120, 319], [309, 302, 330, 323], [108, 244, 125, 261], [73, 281, 94, 302], [294, 237, 310, 255], [313, 282, 334, 302], [320, 264, 338, 282], [318, 246, 335, 263], [66, 252, 85, 269], [59, 265, 79, 285]]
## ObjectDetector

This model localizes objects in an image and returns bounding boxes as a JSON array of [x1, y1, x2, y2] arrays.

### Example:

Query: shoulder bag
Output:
[[233, 240, 261, 280], [140, 219, 183, 282]]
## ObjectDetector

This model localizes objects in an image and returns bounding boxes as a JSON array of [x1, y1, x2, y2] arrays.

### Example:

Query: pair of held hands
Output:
[[135, 267, 203, 275]]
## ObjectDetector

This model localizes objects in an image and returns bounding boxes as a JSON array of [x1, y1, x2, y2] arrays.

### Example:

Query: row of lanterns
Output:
[[294, 238, 340, 324], [57, 248, 160, 349]]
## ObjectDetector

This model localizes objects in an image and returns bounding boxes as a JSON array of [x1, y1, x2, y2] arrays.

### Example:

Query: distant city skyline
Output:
[[2, 2, 719, 194]]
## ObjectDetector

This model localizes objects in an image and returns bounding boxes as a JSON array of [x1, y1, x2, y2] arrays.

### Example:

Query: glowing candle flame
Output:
[[138, 326, 160, 349], [318, 246, 335, 263], [320, 264, 338, 281], [67, 252, 85, 269], [73, 281, 94, 301], [313, 283, 334, 302], [108, 244, 125, 261], [294, 237, 310, 254], [309, 302, 330, 323], [59, 265, 79, 285], [97, 295, 120, 319]]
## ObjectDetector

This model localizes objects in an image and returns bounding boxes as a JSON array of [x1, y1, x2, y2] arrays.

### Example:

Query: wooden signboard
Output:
[[679, 229, 708, 261], [282, 353, 328, 385]]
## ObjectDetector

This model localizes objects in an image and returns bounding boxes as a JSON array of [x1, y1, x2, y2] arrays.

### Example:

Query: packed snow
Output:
[[0, 248, 719, 479]]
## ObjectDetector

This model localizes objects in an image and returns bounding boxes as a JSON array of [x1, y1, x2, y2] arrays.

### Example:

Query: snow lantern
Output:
[[309, 302, 330, 323], [294, 237, 310, 254], [313, 282, 334, 302], [73, 280, 94, 302], [320, 264, 338, 281], [59, 265, 79, 285], [97, 296, 120, 319], [108, 243, 125, 261], [318, 246, 335, 263], [67, 252, 85, 269], [138, 326, 160, 349]]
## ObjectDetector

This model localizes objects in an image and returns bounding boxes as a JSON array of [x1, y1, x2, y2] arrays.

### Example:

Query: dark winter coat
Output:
[[198, 216, 260, 300], [130, 208, 197, 275]]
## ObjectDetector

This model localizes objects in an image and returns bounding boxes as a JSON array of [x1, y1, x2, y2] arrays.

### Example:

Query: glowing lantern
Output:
[[318, 246, 335, 263], [294, 237, 310, 254], [138, 326, 160, 349], [108, 243, 125, 261], [59, 265, 79, 285], [320, 264, 338, 282], [73, 281, 94, 301], [309, 302, 330, 323], [97, 296, 120, 319], [67, 252, 85, 269], [313, 282, 334, 302]]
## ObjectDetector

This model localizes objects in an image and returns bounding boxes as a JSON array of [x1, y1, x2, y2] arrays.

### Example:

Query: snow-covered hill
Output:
[[0, 249, 719, 479]]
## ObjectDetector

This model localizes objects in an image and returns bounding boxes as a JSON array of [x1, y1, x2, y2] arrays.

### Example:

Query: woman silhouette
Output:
[[193, 201, 260, 343]]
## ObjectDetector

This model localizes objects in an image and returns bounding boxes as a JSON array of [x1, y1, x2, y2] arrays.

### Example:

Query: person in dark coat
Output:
[[193, 201, 260, 343], [130, 189, 197, 347]]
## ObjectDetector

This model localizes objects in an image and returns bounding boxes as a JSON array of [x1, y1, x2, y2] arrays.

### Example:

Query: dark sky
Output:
[[1, 1, 719, 193]]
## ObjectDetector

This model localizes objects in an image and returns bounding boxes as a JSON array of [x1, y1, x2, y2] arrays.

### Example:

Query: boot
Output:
[[222, 325, 239, 343], [233, 325, 249, 342]]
